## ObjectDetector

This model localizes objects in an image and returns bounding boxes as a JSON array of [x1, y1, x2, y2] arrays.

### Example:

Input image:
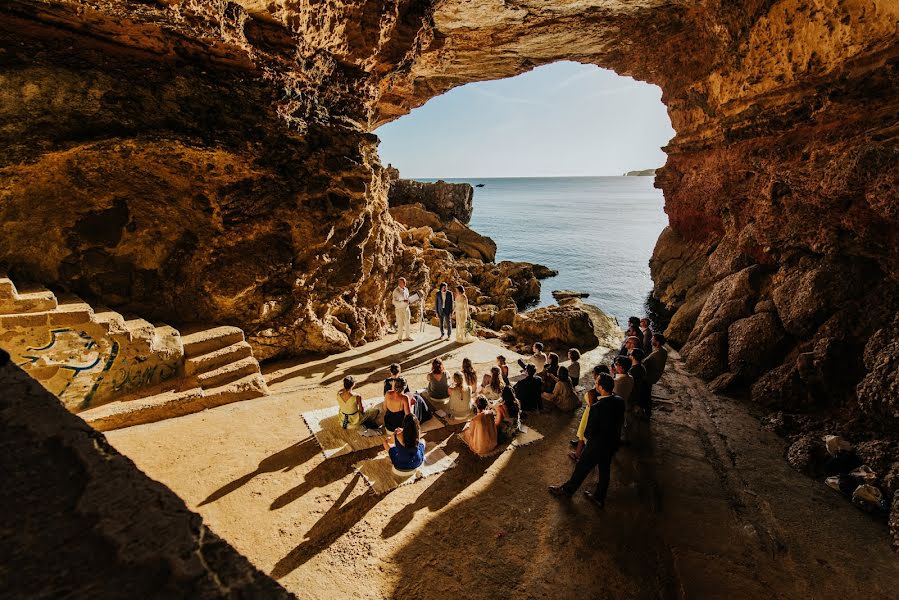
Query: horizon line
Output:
[[397, 173, 660, 180]]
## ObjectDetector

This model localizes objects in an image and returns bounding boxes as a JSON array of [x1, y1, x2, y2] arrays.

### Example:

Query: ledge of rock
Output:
[[511, 299, 621, 354], [388, 177, 474, 224], [552, 290, 590, 300]]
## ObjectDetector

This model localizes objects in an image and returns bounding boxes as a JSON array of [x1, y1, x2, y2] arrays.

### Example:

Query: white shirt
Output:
[[392, 286, 409, 308], [440, 290, 449, 309], [530, 351, 547, 372]]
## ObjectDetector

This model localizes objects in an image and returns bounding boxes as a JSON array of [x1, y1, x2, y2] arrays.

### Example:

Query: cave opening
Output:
[[375, 61, 675, 326]]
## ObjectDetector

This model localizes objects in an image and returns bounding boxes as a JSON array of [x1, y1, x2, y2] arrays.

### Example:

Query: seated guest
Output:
[[496, 355, 511, 387], [540, 352, 561, 393], [613, 356, 634, 404], [423, 358, 450, 401], [383, 377, 412, 432], [513, 364, 543, 414], [461, 396, 498, 456], [462, 357, 479, 390], [567, 348, 581, 387], [542, 365, 580, 412], [494, 386, 521, 443], [517, 342, 547, 372], [446, 371, 473, 420], [642, 333, 669, 418], [337, 376, 379, 430], [384, 414, 425, 471], [383, 363, 409, 395], [569, 388, 599, 460], [639, 318, 653, 354], [479, 366, 505, 402]]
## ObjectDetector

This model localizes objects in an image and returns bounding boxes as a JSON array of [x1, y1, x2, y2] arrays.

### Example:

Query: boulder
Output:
[[388, 179, 474, 223], [493, 307, 516, 328], [389, 203, 443, 230], [512, 303, 600, 352], [750, 362, 808, 409], [857, 316, 899, 422], [787, 435, 829, 476], [444, 219, 497, 262], [552, 290, 589, 300], [727, 312, 788, 382], [684, 331, 728, 381]]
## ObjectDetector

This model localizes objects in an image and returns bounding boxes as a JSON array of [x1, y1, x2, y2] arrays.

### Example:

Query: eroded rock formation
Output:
[[389, 178, 474, 224], [0, 1, 897, 526]]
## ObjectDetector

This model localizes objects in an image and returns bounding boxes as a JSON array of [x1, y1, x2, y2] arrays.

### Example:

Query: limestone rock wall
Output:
[[389, 178, 474, 223], [0, 0, 896, 433]]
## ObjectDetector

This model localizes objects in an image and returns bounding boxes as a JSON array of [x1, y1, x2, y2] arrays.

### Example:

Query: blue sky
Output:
[[375, 61, 675, 178]]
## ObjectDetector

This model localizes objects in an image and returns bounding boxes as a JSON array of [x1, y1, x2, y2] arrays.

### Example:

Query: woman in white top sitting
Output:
[[478, 366, 505, 403], [567, 348, 581, 387], [445, 371, 473, 420], [541, 365, 579, 412]]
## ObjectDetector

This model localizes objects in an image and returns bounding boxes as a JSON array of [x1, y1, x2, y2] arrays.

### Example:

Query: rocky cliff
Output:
[[389, 178, 474, 224], [0, 2, 896, 428]]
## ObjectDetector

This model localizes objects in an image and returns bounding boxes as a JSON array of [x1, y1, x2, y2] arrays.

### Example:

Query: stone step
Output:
[[92, 306, 127, 334], [79, 387, 205, 432], [185, 340, 253, 376], [196, 355, 260, 389], [0, 274, 15, 300], [181, 326, 245, 358], [49, 299, 94, 327], [201, 372, 268, 409], [123, 317, 156, 342], [0, 285, 57, 314], [151, 324, 183, 354]]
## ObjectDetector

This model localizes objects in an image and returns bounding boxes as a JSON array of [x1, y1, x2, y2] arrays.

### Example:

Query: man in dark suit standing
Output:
[[640, 318, 653, 354], [434, 282, 454, 340], [642, 333, 669, 419], [549, 373, 625, 508]]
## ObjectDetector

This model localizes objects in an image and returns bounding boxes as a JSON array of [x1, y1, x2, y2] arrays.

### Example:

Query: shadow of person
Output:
[[339, 341, 467, 389], [269, 444, 382, 511], [380, 430, 504, 539], [317, 338, 448, 387], [198, 437, 321, 507], [270, 472, 383, 579]]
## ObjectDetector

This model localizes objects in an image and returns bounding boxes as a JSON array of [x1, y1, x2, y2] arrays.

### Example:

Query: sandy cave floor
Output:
[[106, 325, 899, 599]]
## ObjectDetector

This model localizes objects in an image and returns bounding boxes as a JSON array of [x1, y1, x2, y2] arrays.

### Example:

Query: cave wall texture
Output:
[[0, 1, 897, 423]]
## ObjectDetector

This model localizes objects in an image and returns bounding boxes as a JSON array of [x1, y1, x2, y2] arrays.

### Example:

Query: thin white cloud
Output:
[[469, 85, 546, 106]]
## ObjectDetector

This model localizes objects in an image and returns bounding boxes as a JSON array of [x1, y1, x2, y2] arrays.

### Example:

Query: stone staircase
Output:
[[0, 273, 269, 431]]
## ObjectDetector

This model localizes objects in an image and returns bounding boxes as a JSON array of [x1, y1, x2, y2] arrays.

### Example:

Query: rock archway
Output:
[[1, 0, 897, 420]]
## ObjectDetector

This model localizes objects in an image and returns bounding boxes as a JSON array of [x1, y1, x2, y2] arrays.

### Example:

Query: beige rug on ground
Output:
[[301, 399, 445, 459], [353, 441, 459, 494], [468, 424, 545, 458]]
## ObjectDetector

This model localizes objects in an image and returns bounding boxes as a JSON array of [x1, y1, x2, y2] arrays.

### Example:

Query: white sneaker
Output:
[[404, 337, 414, 341]]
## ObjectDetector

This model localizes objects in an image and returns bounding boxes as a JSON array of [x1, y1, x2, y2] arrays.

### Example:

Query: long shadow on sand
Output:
[[325, 340, 465, 388], [198, 437, 321, 507], [270, 472, 384, 579]]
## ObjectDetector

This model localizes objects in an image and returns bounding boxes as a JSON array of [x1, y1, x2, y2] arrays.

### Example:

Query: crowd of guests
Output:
[[334, 314, 669, 502]]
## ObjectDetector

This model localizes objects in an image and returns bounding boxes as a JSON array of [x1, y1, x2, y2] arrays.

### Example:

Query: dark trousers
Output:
[[438, 311, 452, 336], [562, 444, 614, 500]]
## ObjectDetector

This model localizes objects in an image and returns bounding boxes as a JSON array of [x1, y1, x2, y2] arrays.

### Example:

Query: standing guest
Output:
[[612, 356, 634, 405], [567, 348, 581, 387], [570, 365, 611, 447], [392, 277, 413, 342], [542, 365, 579, 412], [383, 377, 412, 432], [517, 342, 547, 372], [383, 363, 408, 395], [513, 364, 543, 414], [454, 285, 471, 343], [479, 366, 505, 402], [549, 374, 625, 507], [639, 318, 653, 354], [462, 358, 479, 390], [446, 372, 473, 420], [540, 352, 561, 393], [423, 358, 450, 402], [384, 414, 425, 471], [461, 396, 498, 456], [337, 376, 380, 430], [496, 355, 511, 387], [628, 348, 650, 417], [569, 388, 599, 460], [434, 282, 454, 340], [642, 333, 669, 419], [494, 387, 522, 443], [619, 335, 641, 356]]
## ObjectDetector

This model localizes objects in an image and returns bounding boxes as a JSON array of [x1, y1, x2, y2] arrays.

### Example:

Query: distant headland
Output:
[[623, 168, 657, 176]]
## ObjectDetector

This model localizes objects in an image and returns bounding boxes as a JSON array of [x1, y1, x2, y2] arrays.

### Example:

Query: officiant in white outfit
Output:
[[392, 277, 414, 342]]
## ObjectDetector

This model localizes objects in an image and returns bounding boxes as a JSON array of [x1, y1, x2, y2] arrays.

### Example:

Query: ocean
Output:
[[420, 176, 668, 327]]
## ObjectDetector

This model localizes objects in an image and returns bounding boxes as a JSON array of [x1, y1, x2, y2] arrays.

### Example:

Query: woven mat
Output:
[[353, 442, 458, 494], [464, 424, 545, 457], [301, 399, 445, 459]]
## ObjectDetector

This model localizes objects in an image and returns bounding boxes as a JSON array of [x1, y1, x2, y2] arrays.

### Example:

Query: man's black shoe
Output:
[[548, 485, 572, 497]]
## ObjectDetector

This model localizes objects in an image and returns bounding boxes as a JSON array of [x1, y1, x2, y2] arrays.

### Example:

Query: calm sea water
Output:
[[420, 176, 668, 326]]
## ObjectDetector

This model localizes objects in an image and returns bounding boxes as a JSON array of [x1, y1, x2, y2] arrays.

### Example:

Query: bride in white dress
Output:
[[454, 285, 471, 343]]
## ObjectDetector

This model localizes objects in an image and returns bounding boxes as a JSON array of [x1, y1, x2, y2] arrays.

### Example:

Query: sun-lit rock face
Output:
[[1, 1, 897, 419]]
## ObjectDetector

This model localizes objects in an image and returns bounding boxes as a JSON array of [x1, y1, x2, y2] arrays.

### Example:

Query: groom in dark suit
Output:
[[434, 282, 454, 339]]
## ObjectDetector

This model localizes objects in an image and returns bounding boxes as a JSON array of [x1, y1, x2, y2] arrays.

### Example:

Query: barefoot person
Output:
[[384, 414, 425, 471], [550, 374, 625, 508], [434, 282, 454, 340], [392, 277, 413, 342], [337, 376, 379, 430], [454, 285, 470, 343]]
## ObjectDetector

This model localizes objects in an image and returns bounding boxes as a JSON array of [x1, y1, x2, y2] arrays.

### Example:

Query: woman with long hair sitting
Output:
[[496, 355, 511, 387], [540, 352, 561, 393], [494, 386, 521, 443], [383, 413, 425, 471], [423, 357, 450, 401], [446, 371, 473, 420], [461, 396, 498, 456], [478, 365, 505, 403], [462, 358, 478, 390], [383, 377, 412, 432], [541, 365, 580, 412], [336, 376, 379, 430]]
